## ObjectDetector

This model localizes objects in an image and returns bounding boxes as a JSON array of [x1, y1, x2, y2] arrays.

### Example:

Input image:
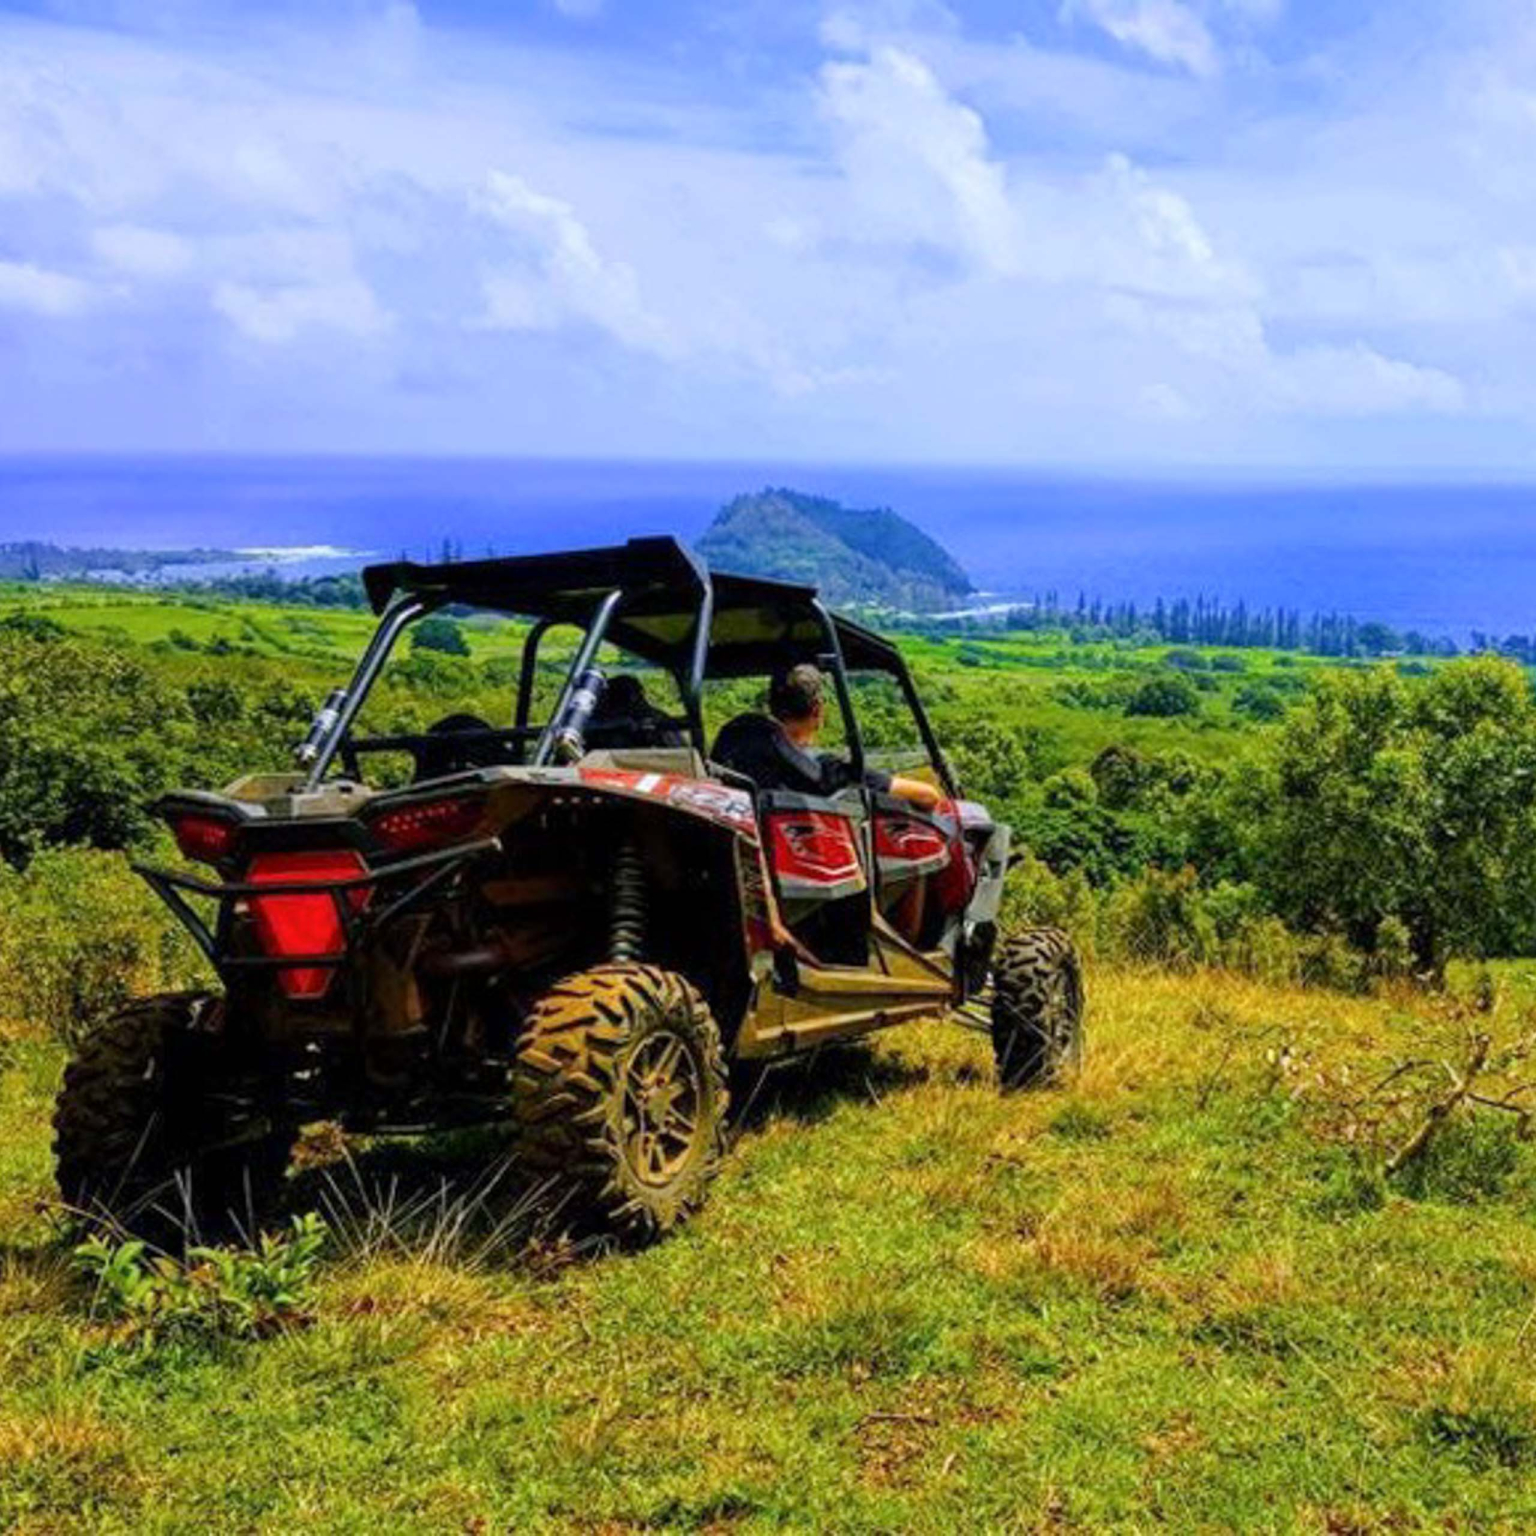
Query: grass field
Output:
[[6, 966, 1536, 1532]]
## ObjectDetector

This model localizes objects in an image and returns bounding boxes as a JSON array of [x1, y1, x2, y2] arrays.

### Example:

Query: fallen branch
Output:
[[1385, 1032, 1490, 1176]]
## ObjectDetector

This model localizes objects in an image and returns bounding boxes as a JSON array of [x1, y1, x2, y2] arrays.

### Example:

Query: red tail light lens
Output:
[[171, 812, 238, 865], [247, 850, 371, 1001], [368, 795, 484, 855]]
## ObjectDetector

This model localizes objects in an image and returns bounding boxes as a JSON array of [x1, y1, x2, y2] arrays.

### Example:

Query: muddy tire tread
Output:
[[511, 964, 728, 1243], [991, 927, 1085, 1090]]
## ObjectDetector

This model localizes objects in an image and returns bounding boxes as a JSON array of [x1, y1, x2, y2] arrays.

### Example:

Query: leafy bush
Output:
[[1102, 867, 1216, 971], [410, 616, 470, 657], [74, 1214, 328, 1348], [1001, 854, 1099, 955], [0, 633, 194, 861], [1088, 744, 1145, 809], [1042, 767, 1096, 809], [1233, 683, 1286, 722], [0, 846, 206, 1046], [1049, 677, 1132, 711], [1242, 658, 1536, 971], [0, 610, 65, 642], [1162, 649, 1208, 672], [943, 720, 1043, 807], [1125, 676, 1201, 718]]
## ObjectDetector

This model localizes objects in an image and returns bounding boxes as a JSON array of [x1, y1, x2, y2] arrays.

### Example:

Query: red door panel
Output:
[[766, 808, 867, 903]]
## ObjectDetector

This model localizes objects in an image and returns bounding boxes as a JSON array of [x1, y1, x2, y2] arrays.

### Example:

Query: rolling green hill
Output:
[[698, 488, 974, 612]]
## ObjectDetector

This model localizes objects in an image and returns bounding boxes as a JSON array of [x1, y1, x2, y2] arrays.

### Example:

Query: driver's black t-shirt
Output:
[[711, 713, 892, 798]]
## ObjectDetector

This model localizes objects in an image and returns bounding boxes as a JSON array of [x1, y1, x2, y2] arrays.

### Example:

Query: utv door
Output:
[[871, 794, 974, 953], [759, 788, 873, 966]]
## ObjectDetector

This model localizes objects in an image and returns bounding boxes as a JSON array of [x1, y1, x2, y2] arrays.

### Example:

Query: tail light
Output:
[[170, 812, 238, 865], [247, 850, 371, 1001], [368, 794, 484, 855]]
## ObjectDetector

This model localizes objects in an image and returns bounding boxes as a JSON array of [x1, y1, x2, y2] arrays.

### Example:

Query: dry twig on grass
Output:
[[1385, 1032, 1490, 1177]]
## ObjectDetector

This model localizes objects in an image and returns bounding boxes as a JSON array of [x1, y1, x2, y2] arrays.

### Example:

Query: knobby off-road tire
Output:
[[512, 964, 729, 1244], [53, 993, 295, 1246], [991, 928, 1085, 1090]]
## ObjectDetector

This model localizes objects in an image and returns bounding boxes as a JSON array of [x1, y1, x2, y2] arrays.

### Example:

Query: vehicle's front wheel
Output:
[[991, 928, 1085, 1090], [512, 964, 728, 1243], [53, 993, 295, 1245]]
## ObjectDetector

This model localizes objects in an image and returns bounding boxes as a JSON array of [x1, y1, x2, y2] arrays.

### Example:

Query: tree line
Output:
[[976, 592, 1463, 658]]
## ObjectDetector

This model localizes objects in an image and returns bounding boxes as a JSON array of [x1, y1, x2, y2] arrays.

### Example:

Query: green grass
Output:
[[8, 969, 1536, 1530]]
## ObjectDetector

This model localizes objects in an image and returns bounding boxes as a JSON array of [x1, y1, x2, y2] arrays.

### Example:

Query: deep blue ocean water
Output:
[[3, 455, 1535, 640]]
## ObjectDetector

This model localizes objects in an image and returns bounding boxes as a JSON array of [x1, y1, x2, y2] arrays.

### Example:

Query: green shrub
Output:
[[1243, 658, 1536, 972], [1088, 743, 1145, 809], [1042, 767, 1096, 809], [1000, 855, 1099, 958], [1233, 683, 1286, 722], [1102, 867, 1216, 970], [0, 610, 65, 642], [1372, 914, 1415, 980], [1125, 676, 1201, 718], [0, 846, 206, 1046], [410, 616, 470, 657], [1222, 913, 1299, 986], [1162, 649, 1208, 672], [1294, 931, 1371, 994], [74, 1214, 328, 1348]]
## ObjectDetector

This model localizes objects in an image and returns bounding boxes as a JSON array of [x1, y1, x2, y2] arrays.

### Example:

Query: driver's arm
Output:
[[845, 758, 943, 811], [887, 774, 943, 811]]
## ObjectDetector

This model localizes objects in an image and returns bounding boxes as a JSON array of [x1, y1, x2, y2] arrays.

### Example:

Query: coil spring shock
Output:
[[609, 838, 646, 962]]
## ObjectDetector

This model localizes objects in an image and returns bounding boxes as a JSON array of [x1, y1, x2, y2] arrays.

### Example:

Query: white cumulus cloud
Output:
[[819, 45, 1020, 275], [91, 224, 195, 279], [475, 170, 674, 356], [0, 260, 96, 316], [212, 277, 389, 344], [1065, 0, 1220, 78]]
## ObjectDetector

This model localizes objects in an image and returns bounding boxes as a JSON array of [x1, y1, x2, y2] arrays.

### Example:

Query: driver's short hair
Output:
[[770, 662, 824, 723]]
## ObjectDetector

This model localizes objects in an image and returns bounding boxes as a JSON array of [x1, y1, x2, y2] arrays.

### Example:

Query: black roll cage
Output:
[[299, 542, 958, 799]]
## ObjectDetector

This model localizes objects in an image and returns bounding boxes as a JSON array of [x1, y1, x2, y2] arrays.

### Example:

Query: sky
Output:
[[2, 0, 1536, 470]]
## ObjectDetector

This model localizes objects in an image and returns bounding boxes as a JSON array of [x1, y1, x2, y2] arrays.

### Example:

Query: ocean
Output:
[[3, 455, 1534, 640]]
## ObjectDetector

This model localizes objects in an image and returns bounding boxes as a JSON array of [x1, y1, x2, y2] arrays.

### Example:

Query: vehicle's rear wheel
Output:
[[53, 993, 295, 1245], [512, 964, 728, 1243], [991, 928, 1084, 1090]]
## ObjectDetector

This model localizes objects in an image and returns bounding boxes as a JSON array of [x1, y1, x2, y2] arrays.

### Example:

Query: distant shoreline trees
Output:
[[913, 590, 1466, 659]]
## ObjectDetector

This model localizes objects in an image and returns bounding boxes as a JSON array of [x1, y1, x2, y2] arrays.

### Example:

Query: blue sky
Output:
[[1, 0, 1534, 469]]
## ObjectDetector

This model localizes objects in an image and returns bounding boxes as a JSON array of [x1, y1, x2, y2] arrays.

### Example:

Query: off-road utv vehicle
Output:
[[54, 538, 1083, 1242]]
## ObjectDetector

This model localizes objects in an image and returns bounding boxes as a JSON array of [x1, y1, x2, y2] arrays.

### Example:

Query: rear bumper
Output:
[[134, 835, 501, 986]]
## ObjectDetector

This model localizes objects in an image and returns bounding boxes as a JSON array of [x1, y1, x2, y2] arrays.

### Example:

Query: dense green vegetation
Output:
[[8, 582, 1536, 1528], [5, 580, 1536, 1001]]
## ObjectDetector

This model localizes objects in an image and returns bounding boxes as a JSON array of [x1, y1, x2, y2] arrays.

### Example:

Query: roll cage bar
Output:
[[298, 537, 958, 798]]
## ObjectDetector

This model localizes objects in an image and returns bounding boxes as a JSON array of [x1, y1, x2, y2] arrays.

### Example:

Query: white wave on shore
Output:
[[234, 546, 372, 562]]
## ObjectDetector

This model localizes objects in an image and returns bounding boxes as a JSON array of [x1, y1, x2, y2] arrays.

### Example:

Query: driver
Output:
[[712, 663, 942, 809], [591, 673, 683, 748]]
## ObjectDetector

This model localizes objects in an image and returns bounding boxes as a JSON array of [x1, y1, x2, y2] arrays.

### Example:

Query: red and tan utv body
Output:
[[54, 538, 1083, 1241]]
